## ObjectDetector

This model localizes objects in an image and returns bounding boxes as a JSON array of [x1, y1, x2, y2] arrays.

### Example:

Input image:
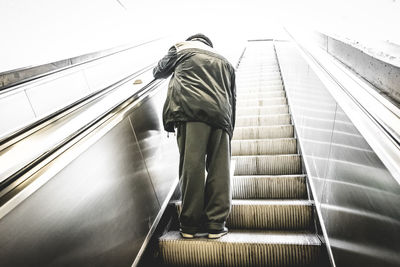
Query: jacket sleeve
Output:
[[153, 46, 178, 79], [231, 69, 236, 132]]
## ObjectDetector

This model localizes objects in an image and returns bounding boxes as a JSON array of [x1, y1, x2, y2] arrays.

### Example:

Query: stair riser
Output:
[[237, 91, 285, 99], [174, 203, 312, 230], [233, 126, 294, 140], [232, 139, 297, 156], [228, 205, 313, 230], [236, 97, 287, 107], [160, 241, 321, 267], [237, 81, 282, 88], [232, 176, 307, 199], [236, 87, 284, 94], [238, 75, 282, 82], [233, 155, 302, 175], [235, 114, 291, 127], [236, 72, 281, 78], [236, 106, 289, 116]]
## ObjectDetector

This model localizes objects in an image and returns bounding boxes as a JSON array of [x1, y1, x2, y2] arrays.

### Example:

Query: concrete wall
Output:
[[313, 32, 400, 106]]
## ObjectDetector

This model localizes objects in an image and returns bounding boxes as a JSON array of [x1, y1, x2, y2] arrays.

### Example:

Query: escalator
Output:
[[158, 41, 328, 267], [1, 36, 399, 267]]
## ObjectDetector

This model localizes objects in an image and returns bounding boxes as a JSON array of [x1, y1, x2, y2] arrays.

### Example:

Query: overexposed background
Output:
[[1, 0, 399, 72]]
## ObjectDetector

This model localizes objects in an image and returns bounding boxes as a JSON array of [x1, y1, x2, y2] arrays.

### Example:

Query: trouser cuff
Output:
[[180, 224, 200, 234], [206, 222, 225, 231]]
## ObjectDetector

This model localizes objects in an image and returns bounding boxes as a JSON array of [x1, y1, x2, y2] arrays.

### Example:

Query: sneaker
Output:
[[179, 230, 195, 239], [208, 227, 228, 239]]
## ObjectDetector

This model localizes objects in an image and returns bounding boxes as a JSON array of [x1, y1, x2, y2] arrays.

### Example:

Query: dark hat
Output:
[[186, 33, 213, 48]]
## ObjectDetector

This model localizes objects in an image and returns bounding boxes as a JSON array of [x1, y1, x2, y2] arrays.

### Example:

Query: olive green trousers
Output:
[[176, 122, 231, 234]]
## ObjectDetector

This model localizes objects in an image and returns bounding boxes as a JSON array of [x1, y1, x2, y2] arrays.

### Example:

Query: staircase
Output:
[[158, 41, 324, 267]]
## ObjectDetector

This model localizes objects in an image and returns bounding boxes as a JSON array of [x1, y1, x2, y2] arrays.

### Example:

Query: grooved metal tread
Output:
[[236, 105, 289, 116], [233, 154, 302, 175], [236, 97, 287, 107], [233, 125, 294, 139], [238, 76, 283, 82], [160, 230, 320, 245], [174, 200, 313, 230], [237, 91, 285, 98], [232, 138, 297, 155], [236, 114, 291, 127], [232, 174, 307, 199], [160, 231, 321, 267]]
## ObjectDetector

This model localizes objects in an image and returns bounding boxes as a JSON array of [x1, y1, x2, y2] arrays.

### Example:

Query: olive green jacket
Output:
[[153, 40, 236, 138]]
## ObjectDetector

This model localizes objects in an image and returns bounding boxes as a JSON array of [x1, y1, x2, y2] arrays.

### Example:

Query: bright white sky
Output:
[[0, 0, 399, 72]]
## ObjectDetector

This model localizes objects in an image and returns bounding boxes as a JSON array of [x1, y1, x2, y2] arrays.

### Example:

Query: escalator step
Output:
[[237, 80, 283, 87], [228, 200, 313, 230], [235, 114, 291, 127], [233, 125, 294, 139], [232, 175, 307, 199], [232, 138, 297, 155], [159, 231, 321, 267], [236, 84, 284, 92], [236, 105, 289, 116], [233, 155, 302, 175], [174, 200, 313, 230], [236, 97, 287, 107], [237, 74, 282, 81], [237, 90, 285, 99]]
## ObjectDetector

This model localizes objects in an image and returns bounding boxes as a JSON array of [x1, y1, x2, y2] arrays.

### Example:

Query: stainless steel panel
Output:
[[83, 41, 166, 93], [276, 41, 400, 267], [0, 91, 35, 136], [25, 70, 90, 117], [129, 85, 179, 205], [0, 118, 160, 266]]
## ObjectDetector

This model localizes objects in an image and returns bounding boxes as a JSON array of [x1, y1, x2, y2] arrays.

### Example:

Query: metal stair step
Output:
[[237, 80, 282, 87], [236, 84, 284, 92], [232, 175, 307, 199], [236, 71, 280, 78], [236, 105, 289, 116], [237, 75, 282, 82], [174, 200, 313, 230], [233, 154, 302, 175], [236, 97, 287, 107], [232, 125, 294, 140], [237, 90, 285, 99], [228, 200, 313, 230], [232, 138, 297, 155], [159, 231, 321, 267], [235, 114, 291, 127]]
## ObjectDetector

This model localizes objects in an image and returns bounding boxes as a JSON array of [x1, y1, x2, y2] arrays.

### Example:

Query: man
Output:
[[153, 33, 236, 239]]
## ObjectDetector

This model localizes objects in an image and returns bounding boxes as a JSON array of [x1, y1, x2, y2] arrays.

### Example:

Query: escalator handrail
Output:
[[0, 63, 156, 150], [0, 38, 162, 94], [0, 76, 166, 201]]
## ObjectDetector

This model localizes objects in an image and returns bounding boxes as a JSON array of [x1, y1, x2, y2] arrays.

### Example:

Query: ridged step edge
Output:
[[227, 200, 313, 230], [160, 231, 321, 267], [232, 155, 302, 175], [232, 125, 294, 140], [175, 200, 313, 230], [235, 114, 291, 127], [237, 91, 285, 99], [236, 105, 289, 116], [232, 175, 307, 199], [232, 138, 297, 155], [236, 97, 287, 107]]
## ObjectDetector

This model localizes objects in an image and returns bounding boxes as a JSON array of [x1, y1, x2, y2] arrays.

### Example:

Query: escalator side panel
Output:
[[129, 88, 179, 204], [276, 41, 400, 267], [0, 88, 178, 266]]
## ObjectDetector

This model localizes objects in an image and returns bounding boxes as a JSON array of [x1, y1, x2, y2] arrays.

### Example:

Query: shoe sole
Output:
[[180, 232, 195, 239], [208, 231, 228, 239]]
